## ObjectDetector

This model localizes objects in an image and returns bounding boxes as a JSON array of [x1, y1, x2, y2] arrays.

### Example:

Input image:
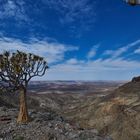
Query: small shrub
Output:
[[14, 136, 24, 140]]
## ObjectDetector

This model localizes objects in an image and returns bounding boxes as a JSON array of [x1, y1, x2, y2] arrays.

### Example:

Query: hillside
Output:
[[0, 80, 139, 140], [62, 78, 140, 140], [0, 82, 115, 140]]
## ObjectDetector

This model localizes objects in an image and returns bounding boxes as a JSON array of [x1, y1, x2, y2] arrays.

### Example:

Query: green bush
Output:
[[14, 136, 24, 140]]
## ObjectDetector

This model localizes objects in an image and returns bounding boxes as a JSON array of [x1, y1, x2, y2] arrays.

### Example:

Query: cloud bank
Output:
[[0, 37, 79, 63], [0, 36, 140, 80]]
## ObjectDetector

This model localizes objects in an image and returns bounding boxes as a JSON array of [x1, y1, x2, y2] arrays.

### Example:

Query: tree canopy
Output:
[[0, 50, 49, 123], [0, 50, 48, 91]]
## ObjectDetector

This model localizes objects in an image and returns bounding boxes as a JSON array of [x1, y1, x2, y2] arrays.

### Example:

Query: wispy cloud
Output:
[[0, 0, 27, 22], [43, 0, 97, 32], [1, 36, 140, 80], [52, 58, 140, 73], [46, 57, 140, 80], [134, 47, 140, 54], [87, 44, 100, 59], [0, 0, 97, 37], [0, 37, 79, 63], [103, 40, 140, 59], [46, 39, 140, 80]]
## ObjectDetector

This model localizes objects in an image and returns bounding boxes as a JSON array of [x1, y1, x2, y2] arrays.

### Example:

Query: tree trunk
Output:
[[17, 86, 29, 123]]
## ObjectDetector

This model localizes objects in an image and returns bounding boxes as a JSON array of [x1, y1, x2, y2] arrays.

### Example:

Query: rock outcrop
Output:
[[132, 76, 140, 82]]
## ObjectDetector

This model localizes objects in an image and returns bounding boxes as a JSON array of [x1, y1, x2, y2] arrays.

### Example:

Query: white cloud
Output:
[[0, 0, 27, 21], [0, 37, 79, 63], [43, 0, 96, 30], [0, 0, 97, 36], [49, 38, 140, 80], [1, 37, 140, 81], [66, 58, 79, 65], [103, 50, 114, 55], [103, 39, 140, 59], [87, 44, 100, 59], [134, 48, 140, 54], [44, 57, 140, 81], [52, 58, 140, 72]]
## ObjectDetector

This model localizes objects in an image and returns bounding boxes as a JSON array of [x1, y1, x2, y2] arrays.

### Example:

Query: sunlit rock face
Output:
[[124, 0, 140, 5]]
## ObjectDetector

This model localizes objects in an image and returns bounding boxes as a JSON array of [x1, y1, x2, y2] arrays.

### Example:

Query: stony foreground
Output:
[[0, 107, 112, 140]]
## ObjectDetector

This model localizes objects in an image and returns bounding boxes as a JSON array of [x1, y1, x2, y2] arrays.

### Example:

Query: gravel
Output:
[[0, 107, 113, 140]]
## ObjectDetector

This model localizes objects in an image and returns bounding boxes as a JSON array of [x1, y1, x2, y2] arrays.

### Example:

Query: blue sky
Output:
[[0, 0, 140, 80]]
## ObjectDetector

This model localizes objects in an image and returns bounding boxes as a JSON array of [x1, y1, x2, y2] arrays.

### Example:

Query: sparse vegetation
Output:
[[14, 136, 24, 140], [0, 50, 48, 123]]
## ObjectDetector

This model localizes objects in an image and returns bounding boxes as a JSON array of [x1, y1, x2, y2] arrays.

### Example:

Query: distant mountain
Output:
[[28, 81, 124, 95]]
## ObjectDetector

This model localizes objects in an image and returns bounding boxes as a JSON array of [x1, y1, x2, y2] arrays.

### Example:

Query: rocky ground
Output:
[[0, 79, 139, 140], [62, 78, 140, 140], [0, 106, 112, 140]]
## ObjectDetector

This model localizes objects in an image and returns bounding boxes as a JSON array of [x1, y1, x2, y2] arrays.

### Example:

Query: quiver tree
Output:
[[0, 50, 49, 123]]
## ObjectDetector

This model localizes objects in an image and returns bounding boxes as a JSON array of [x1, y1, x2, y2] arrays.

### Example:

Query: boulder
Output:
[[132, 76, 140, 82]]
